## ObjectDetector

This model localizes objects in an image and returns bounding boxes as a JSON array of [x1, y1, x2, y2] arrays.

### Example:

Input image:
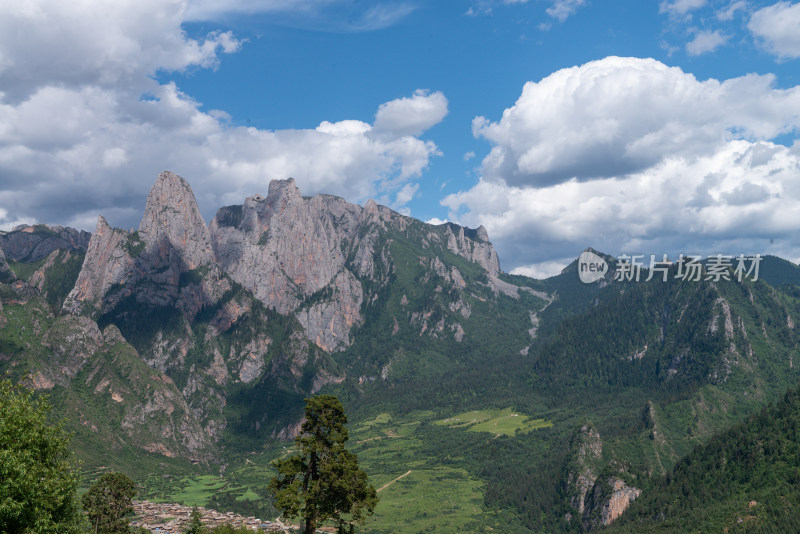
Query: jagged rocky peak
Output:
[[63, 215, 135, 315], [138, 171, 215, 269], [268, 176, 300, 199], [442, 222, 500, 275], [210, 177, 363, 314], [211, 176, 508, 312], [65, 172, 223, 316]]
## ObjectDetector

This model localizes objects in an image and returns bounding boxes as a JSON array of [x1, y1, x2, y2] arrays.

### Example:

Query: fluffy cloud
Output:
[[447, 57, 800, 273], [686, 29, 730, 55], [0, 0, 444, 231], [472, 57, 800, 188], [749, 1, 800, 59], [0, 0, 241, 102], [373, 90, 449, 138], [445, 141, 800, 272]]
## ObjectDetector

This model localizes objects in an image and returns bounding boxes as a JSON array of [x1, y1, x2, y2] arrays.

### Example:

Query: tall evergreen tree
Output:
[[268, 395, 377, 533]]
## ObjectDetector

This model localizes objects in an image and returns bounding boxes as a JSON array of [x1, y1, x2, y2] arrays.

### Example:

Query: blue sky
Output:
[[1, 0, 800, 276]]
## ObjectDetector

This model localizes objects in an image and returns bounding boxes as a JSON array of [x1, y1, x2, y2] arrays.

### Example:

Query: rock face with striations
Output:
[[138, 171, 216, 271], [210, 178, 361, 314], [67, 171, 511, 354], [209, 177, 506, 351], [62, 215, 135, 315], [64, 171, 224, 316], [209, 178, 369, 351]]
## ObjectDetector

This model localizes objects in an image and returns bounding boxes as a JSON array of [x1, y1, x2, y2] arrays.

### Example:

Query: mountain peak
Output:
[[476, 225, 489, 243], [267, 177, 300, 200], [138, 171, 215, 270], [96, 214, 111, 233]]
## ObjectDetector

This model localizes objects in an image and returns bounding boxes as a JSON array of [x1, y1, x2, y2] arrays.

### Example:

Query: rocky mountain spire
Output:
[[64, 172, 220, 316], [62, 215, 135, 315], [138, 171, 215, 270]]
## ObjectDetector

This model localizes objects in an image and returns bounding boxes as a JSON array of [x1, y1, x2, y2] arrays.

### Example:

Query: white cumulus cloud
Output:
[[0, 0, 241, 102], [445, 57, 800, 272], [749, 1, 800, 59], [373, 90, 449, 138], [444, 141, 800, 271], [686, 29, 730, 55], [472, 57, 800, 188]]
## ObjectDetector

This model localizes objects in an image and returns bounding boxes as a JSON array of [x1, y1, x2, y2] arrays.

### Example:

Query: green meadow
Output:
[[434, 408, 553, 436], [135, 407, 554, 532]]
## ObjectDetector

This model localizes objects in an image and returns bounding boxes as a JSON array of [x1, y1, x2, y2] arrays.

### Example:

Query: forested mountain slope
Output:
[[2, 171, 800, 532]]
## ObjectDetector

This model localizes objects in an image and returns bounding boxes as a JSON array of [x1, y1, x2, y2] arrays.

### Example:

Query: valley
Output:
[[2, 171, 800, 532]]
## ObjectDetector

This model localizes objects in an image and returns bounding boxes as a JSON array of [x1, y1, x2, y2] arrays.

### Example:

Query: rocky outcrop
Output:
[[443, 223, 500, 275], [131, 171, 219, 308], [138, 171, 216, 271], [209, 177, 502, 352], [0, 224, 91, 263], [29, 249, 63, 291], [210, 179, 362, 314], [563, 422, 641, 531], [582, 476, 641, 530], [64, 172, 222, 315], [565, 422, 603, 517], [40, 315, 105, 385]]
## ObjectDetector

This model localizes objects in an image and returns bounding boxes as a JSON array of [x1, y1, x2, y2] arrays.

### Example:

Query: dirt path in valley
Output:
[[376, 470, 412, 493]]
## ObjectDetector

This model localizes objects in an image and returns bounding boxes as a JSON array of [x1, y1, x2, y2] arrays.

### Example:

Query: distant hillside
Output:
[[610, 382, 800, 532]]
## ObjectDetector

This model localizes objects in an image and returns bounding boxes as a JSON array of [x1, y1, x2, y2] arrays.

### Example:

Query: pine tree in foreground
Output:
[[268, 395, 378, 533]]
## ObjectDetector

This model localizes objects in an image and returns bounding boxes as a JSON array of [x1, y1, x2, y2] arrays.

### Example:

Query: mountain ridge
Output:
[[4, 171, 800, 532]]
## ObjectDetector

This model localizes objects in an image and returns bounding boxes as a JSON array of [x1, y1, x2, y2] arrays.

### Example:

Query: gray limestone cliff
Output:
[[563, 422, 642, 531], [209, 177, 505, 351], [565, 422, 604, 519], [138, 171, 216, 272], [62, 215, 135, 316], [442, 222, 500, 275], [582, 475, 641, 530], [64, 172, 223, 315], [209, 178, 362, 315]]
